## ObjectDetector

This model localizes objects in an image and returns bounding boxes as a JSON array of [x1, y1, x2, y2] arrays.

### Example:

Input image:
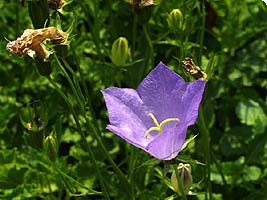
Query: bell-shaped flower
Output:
[[102, 62, 206, 160]]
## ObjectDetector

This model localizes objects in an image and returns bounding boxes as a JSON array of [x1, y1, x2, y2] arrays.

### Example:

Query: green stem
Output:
[[61, 58, 86, 106], [54, 164, 102, 195], [197, 0, 206, 66], [57, 57, 132, 197], [59, 58, 132, 196], [132, 14, 138, 54], [47, 76, 110, 200], [142, 23, 154, 75], [198, 106, 212, 200], [211, 150, 227, 186], [129, 146, 138, 199]]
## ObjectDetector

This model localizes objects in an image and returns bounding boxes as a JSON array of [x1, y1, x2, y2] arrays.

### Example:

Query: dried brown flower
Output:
[[7, 27, 67, 61], [130, 0, 155, 9], [48, 0, 64, 10], [182, 57, 207, 80]]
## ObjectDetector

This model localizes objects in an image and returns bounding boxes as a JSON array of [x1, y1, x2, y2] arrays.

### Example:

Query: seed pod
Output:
[[111, 37, 129, 66], [36, 60, 52, 76], [171, 163, 193, 195], [43, 133, 58, 162], [53, 44, 68, 58]]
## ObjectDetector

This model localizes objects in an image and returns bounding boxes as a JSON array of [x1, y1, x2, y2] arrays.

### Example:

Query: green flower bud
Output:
[[111, 37, 129, 66], [171, 163, 193, 195], [43, 133, 58, 162], [167, 9, 184, 30]]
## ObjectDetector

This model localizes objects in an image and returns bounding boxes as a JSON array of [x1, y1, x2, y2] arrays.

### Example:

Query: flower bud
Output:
[[36, 60, 52, 76], [111, 37, 129, 66], [167, 9, 183, 30], [171, 163, 193, 195], [43, 133, 58, 162]]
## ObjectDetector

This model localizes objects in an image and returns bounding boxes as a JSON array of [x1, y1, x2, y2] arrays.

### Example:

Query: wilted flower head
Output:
[[48, 0, 64, 9], [182, 57, 207, 80], [130, 0, 155, 9], [6, 27, 67, 61], [129, 0, 160, 23], [102, 62, 206, 160]]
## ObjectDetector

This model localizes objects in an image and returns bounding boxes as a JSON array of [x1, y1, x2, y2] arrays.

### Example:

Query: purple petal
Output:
[[146, 122, 188, 160], [101, 88, 152, 149], [137, 62, 186, 122], [181, 80, 206, 125]]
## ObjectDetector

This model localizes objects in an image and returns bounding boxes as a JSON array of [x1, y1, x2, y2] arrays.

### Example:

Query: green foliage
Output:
[[1, 0, 267, 199]]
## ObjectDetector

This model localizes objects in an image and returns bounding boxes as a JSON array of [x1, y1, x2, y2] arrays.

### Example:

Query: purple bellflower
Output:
[[102, 62, 206, 160]]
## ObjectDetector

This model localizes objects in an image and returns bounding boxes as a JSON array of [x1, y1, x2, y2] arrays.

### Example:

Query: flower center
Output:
[[145, 113, 180, 139]]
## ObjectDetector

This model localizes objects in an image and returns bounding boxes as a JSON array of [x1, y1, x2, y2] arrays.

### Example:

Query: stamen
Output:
[[145, 127, 160, 139], [159, 118, 180, 130], [145, 113, 180, 139], [148, 113, 160, 127]]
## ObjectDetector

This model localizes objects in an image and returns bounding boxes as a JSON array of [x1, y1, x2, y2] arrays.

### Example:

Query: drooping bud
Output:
[[36, 60, 52, 76], [171, 163, 193, 195], [130, 0, 159, 24], [111, 37, 130, 66], [53, 44, 68, 58], [19, 99, 48, 132], [167, 9, 184, 31], [43, 133, 58, 162]]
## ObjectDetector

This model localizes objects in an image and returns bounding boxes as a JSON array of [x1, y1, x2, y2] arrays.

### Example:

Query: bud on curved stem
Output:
[[171, 163, 193, 195], [43, 133, 58, 162]]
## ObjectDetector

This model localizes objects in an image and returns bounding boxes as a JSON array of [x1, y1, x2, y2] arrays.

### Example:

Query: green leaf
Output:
[[236, 100, 267, 134]]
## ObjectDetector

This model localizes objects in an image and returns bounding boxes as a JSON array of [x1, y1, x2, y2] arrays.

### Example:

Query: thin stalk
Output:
[[197, 0, 206, 66], [54, 56, 85, 111], [83, 115, 132, 196], [61, 58, 86, 105], [132, 13, 138, 54], [54, 164, 102, 195], [47, 76, 110, 200], [211, 150, 227, 186], [58, 58, 132, 195], [69, 47, 93, 115], [142, 23, 154, 74], [198, 106, 212, 200], [129, 146, 138, 199], [196, 1, 212, 199]]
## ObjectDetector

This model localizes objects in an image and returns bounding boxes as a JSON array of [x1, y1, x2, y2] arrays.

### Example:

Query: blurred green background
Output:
[[0, 0, 267, 199]]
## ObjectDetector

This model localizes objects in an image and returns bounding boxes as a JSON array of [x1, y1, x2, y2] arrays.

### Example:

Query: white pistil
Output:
[[145, 113, 180, 139]]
